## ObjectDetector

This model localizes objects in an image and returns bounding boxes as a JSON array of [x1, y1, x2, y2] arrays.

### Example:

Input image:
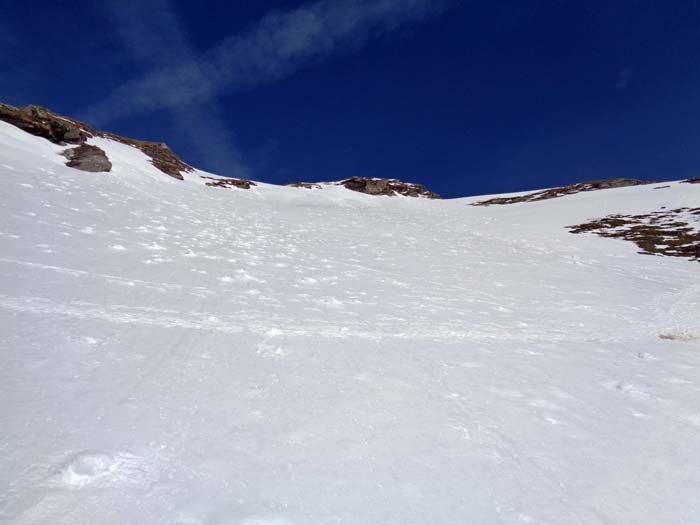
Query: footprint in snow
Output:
[[141, 242, 166, 251], [636, 351, 658, 361], [315, 296, 343, 308], [256, 343, 289, 358], [48, 450, 157, 489], [235, 269, 265, 283], [604, 381, 653, 399]]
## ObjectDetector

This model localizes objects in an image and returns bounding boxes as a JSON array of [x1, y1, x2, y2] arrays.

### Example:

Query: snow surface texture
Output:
[[1, 120, 699, 524]]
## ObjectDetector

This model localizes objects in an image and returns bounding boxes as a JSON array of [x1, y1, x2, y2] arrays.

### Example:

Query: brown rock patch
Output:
[[473, 178, 652, 206], [286, 182, 322, 189], [200, 176, 257, 189], [0, 103, 191, 179], [61, 144, 112, 173], [568, 207, 700, 262], [339, 177, 441, 199], [0, 104, 88, 144]]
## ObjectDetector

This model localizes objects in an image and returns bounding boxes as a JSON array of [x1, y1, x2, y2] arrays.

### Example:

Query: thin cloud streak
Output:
[[84, 0, 451, 126], [104, 0, 250, 177]]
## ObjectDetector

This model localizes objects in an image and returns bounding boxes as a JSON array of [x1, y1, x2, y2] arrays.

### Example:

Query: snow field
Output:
[[1, 121, 700, 524]]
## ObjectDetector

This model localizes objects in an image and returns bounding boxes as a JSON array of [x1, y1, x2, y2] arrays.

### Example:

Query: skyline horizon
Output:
[[2, 1, 699, 198]]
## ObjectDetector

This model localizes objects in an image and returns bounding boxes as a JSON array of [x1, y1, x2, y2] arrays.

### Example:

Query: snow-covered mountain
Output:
[[1, 109, 699, 525]]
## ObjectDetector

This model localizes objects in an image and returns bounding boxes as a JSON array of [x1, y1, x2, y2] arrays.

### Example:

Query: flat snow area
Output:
[[1, 121, 699, 524]]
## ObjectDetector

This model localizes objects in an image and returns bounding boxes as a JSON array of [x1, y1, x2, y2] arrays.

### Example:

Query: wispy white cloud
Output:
[[84, 0, 450, 126], [103, 0, 250, 176], [106, 0, 195, 68]]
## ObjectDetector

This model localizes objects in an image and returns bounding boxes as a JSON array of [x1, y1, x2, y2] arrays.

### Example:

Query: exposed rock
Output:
[[200, 175, 257, 189], [473, 178, 652, 206], [286, 182, 323, 190], [568, 207, 700, 262], [61, 144, 112, 172], [100, 132, 189, 180], [0, 103, 191, 180], [0, 103, 88, 145], [339, 177, 441, 199], [682, 177, 700, 184]]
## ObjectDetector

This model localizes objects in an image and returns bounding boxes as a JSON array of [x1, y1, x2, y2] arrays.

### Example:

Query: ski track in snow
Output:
[[1, 122, 700, 524]]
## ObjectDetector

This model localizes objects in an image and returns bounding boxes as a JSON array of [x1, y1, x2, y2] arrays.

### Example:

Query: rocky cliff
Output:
[[338, 176, 442, 199], [0, 103, 192, 179]]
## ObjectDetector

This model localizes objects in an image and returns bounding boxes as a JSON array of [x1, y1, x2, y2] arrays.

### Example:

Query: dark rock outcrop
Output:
[[100, 132, 190, 179], [0, 103, 191, 179], [286, 182, 322, 190], [569, 207, 700, 262], [682, 177, 700, 184], [339, 177, 441, 199], [0, 104, 88, 145], [473, 178, 652, 206], [200, 175, 257, 189], [61, 144, 112, 172]]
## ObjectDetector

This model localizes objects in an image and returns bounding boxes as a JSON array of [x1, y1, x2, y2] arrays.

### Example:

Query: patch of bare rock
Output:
[[338, 177, 441, 198], [473, 178, 652, 206], [568, 207, 700, 262], [286, 182, 323, 189], [682, 177, 700, 184], [0, 103, 192, 179], [200, 176, 257, 189], [101, 132, 191, 179], [61, 144, 112, 172]]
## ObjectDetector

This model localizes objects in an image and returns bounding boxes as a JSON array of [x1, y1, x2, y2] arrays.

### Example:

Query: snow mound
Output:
[[49, 450, 157, 490], [657, 284, 700, 342]]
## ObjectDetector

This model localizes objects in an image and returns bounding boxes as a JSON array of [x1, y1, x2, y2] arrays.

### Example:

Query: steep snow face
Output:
[[1, 120, 699, 525]]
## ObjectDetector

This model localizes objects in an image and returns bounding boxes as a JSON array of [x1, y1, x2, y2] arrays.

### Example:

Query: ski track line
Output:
[[0, 293, 635, 345], [0, 257, 211, 293]]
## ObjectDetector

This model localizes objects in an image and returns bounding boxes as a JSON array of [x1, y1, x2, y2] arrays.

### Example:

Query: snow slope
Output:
[[1, 120, 699, 524]]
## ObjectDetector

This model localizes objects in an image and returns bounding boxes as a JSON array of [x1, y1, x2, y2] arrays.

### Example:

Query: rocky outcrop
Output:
[[100, 132, 191, 179], [0, 103, 191, 179], [0, 104, 88, 145], [286, 182, 322, 189], [61, 144, 112, 172], [569, 207, 700, 262], [473, 178, 652, 206], [200, 175, 257, 189], [682, 177, 700, 184], [339, 177, 441, 199]]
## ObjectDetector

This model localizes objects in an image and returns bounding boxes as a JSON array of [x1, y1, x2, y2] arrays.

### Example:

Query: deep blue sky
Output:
[[2, 1, 699, 198]]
